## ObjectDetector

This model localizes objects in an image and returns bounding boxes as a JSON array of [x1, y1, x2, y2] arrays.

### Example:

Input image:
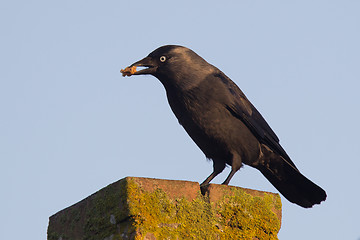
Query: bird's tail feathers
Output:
[[256, 154, 327, 208]]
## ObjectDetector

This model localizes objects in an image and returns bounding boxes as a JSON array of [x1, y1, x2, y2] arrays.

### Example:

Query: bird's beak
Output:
[[120, 56, 157, 77]]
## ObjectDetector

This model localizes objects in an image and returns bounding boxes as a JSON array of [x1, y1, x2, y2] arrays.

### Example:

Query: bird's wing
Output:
[[215, 72, 298, 169]]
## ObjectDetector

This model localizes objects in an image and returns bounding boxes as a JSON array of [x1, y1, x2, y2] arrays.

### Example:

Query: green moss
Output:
[[126, 178, 220, 240], [214, 188, 281, 240], [48, 178, 281, 240], [125, 179, 281, 240], [83, 179, 135, 240]]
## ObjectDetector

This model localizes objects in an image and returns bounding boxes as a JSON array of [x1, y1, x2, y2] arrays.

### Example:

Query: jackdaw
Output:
[[121, 45, 326, 208]]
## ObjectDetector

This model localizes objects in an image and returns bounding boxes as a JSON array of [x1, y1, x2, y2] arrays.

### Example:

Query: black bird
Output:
[[121, 45, 326, 208]]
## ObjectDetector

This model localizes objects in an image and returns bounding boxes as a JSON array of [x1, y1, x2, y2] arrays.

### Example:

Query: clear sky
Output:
[[1, 1, 359, 239]]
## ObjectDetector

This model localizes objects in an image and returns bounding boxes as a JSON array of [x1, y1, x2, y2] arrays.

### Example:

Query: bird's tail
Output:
[[255, 151, 327, 208]]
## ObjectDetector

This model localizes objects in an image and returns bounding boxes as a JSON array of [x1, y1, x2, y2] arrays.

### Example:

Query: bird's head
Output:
[[121, 45, 216, 90]]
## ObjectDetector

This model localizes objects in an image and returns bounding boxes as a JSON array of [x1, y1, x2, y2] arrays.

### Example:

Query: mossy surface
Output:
[[214, 188, 281, 240], [126, 179, 219, 239], [82, 179, 133, 240], [48, 177, 281, 240], [48, 178, 134, 240], [126, 178, 281, 240]]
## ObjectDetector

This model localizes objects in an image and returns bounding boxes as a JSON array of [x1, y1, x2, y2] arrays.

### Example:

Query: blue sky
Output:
[[1, 1, 359, 239]]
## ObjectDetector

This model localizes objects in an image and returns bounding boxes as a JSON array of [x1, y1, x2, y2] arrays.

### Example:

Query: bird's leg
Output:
[[222, 169, 237, 185], [200, 160, 225, 186], [201, 172, 218, 186], [222, 156, 242, 185]]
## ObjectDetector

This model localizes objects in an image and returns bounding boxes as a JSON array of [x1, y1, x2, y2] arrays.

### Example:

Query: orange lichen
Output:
[[120, 66, 137, 77]]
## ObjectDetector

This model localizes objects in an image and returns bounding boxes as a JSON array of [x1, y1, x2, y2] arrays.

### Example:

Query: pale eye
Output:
[[160, 56, 166, 62]]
